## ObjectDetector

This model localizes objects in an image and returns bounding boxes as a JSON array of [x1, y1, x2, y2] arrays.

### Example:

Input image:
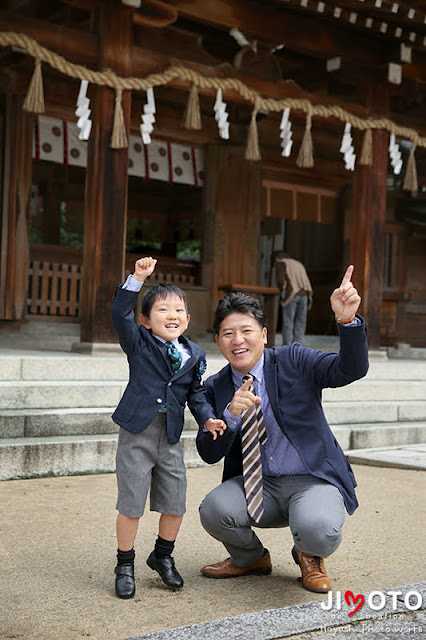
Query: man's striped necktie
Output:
[[241, 374, 267, 523]]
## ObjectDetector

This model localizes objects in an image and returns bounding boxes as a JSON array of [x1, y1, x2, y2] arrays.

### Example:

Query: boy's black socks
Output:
[[117, 547, 135, 566], [154, 536, 175, 559]]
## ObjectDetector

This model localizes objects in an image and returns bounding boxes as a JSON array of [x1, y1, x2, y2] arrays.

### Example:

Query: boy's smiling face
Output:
[[140, 294, 190, 341]]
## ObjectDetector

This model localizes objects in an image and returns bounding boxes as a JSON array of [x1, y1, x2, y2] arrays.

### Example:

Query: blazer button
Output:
[[156, 398, 162, 404], [168, 382, 172, 387]]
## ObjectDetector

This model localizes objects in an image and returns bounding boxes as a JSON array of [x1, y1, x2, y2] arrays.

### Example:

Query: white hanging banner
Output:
[[389, 133, 403, 175], [140, 87, 156, 145], [340, 123, 356, 171], [75, 80, 92, 141], [280, 108, 293, 158], [214, 89, 230, 140]]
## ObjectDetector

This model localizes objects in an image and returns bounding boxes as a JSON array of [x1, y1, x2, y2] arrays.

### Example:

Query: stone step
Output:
[[1, 352, 426, 382], [1, 378, 425, 410], [322, 380, 426, 402], [0, 408, 118, 438], [331, 422, 426, 451], [1, 422, 426, 481], [324, 400, 426, 424], [0, 432, 205, 481], [0, 353, 227, 382], [346, 443, 426, 471], [0, 407, 199, 438], [0, 381, 125, 410], [365, 360, 426, 380], [0, 354, 129, 382], [2, 401, 426, 439]]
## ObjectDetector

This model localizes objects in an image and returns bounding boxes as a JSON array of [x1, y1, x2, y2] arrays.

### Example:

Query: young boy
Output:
[[111, 257, 225, 599]]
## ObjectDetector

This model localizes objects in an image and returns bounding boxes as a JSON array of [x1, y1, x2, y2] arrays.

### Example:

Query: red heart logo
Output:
[[344, 590, 365, 616]]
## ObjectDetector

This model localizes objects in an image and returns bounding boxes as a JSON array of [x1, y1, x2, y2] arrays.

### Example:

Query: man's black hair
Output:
[[141, 283, 188, 317], [271, 250, 290, 266], [213, 292, 266, 335]]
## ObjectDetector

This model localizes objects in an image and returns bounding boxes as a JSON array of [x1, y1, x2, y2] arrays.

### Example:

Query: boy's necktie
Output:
[[241, 374, 267, 524], [165, 341, 182, 375]]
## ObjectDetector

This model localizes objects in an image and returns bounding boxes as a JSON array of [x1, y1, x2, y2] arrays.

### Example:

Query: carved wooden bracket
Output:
[[132, 0, 178, 27]]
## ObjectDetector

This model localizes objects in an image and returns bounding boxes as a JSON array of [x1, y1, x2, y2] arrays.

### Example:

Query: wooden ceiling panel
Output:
[[1, 0, 426, 145]]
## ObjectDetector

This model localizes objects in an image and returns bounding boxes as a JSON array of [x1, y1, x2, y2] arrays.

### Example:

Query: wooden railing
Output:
[[125, 253, 199, 286], [27, 261, 82, 318], [127, 270, 196, 286]]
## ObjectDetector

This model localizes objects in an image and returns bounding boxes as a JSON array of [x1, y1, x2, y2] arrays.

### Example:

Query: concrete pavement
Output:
[[1, 461, 425, 640]]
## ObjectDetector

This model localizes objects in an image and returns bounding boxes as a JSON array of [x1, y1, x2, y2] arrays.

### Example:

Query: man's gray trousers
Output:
[[199, 474, 345, 567]]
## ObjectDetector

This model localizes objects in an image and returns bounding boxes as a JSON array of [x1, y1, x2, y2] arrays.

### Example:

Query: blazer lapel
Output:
[[172, 336, 196, 379], [152, 334, 174, 372], [213, 365, 234, 415], [139, 327, 171, 372], [263, 349, 283, 427]]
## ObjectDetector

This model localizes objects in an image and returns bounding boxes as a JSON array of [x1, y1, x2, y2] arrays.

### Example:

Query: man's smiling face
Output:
[[140, 294, 190, 340], [215, 312, 267, 373]]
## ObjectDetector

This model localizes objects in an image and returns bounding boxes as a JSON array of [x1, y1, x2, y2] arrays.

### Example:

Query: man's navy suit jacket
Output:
[[196, 316, 369, 515], [111, 285, 213, 444]]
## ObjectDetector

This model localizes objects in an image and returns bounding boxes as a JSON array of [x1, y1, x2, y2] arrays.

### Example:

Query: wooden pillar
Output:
[[350, 129, 388, 348], [202, 145, 262, 326], [79, 0, 132, 344], [0, 95, 32, 321]]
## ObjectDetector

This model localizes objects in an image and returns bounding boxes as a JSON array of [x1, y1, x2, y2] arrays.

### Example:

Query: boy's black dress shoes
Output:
[[114, 563, 136, 599], [146, 551, 184, 590]]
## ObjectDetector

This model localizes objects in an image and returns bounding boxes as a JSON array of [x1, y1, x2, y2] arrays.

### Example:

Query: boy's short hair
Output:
[[213, 292, 266, 335], [141, 283, 188, 317]]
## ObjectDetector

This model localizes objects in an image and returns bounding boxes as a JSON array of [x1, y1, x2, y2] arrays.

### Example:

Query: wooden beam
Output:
[[2, 7, 426, 93], [0, 10, 369, 119], [350, 130, 388, 349], [0, 95, 32, 320], [0, 11, 99, 66], [3, 11, 426, 139], [203, 145, 262, 324], [79, 0, 132, 344], [166, 0, 397, 66], [0, 95, 14, 319], [261, 147, 350, 191]]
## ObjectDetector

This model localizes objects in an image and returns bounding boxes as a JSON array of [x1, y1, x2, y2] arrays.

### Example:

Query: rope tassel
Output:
[[403, 142, 418, 191], [296, 110, 314, 168], [111, 88, 128, 149], [245, 108, 261, 161], [183, 84, 202, 130], [23, 58, 44, 113], [359, 128, 373, 166]]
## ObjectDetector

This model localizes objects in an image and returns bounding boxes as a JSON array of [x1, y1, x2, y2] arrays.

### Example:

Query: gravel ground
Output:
[[0, 464, 424, 640]]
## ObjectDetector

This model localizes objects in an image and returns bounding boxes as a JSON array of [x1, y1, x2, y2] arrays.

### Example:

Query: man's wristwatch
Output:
[[336, 315, 356, 324]]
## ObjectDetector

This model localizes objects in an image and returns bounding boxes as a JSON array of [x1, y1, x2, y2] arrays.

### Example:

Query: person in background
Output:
[[272, 251, 313, 345]]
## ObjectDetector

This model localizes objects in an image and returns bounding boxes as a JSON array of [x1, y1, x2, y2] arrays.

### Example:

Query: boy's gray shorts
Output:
[[115, 413, 187, 518]]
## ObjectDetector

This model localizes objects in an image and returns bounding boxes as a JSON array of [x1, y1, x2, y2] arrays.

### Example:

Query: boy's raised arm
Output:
[[112, 256, 157, 354]]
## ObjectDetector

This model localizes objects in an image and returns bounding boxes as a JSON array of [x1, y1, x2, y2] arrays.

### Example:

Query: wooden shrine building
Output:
[[1, 0, 426, 349]]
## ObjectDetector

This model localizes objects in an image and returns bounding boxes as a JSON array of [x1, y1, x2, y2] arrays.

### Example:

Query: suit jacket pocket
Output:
[[114, 387, 142, 422]]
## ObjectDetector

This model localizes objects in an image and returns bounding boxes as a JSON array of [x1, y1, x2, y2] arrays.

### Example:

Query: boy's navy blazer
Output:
[[196, 317, 369, 515], [112, 285, 213, 444]]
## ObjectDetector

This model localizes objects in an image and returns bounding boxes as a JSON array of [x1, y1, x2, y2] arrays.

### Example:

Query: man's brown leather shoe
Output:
[[201, 551, 272, 579], [291, 546, 331, 593]]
